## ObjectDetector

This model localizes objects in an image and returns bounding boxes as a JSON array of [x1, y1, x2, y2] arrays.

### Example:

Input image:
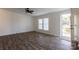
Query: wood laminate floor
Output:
[[0, 31, 74, 50]]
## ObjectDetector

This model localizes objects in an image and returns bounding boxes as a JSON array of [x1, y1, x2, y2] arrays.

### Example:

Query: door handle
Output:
[[70, 27, 74, 29]]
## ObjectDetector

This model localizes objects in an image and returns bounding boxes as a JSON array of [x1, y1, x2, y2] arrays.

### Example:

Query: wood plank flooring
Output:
[[0, 31, 73, 50]]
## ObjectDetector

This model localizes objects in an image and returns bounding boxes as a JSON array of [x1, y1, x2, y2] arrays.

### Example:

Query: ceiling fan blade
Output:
[[25, 8, 34, 14]]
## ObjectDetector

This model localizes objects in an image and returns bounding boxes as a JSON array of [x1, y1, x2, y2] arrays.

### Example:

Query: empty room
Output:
[[0, 8, 79, 50]]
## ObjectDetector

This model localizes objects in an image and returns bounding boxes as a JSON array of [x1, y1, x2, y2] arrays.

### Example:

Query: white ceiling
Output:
[[3, 8, 69, 16], [31, 8, 69, 16]]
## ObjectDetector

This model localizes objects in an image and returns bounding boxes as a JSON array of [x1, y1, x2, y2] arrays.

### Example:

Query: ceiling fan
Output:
[[25, 8, 34, 14]]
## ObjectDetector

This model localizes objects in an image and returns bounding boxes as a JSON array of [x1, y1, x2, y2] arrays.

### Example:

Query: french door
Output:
[[60, 14, 71, 41]]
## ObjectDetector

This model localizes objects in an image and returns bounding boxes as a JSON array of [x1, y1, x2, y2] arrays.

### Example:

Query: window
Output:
[[38, 18, 49, 30], [38, 19, 43, 29], [43, 18, 49, 30]]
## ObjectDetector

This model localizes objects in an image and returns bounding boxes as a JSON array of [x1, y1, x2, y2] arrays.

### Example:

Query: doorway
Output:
[[60, 14, 71, 41]]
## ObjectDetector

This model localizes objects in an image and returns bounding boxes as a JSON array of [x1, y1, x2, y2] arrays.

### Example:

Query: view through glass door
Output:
[[60, 14, 71, 41]]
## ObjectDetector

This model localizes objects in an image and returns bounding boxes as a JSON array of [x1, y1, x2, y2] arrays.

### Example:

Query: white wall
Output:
[[0, 9, 33, 36], [33, 9, 70, 36]]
